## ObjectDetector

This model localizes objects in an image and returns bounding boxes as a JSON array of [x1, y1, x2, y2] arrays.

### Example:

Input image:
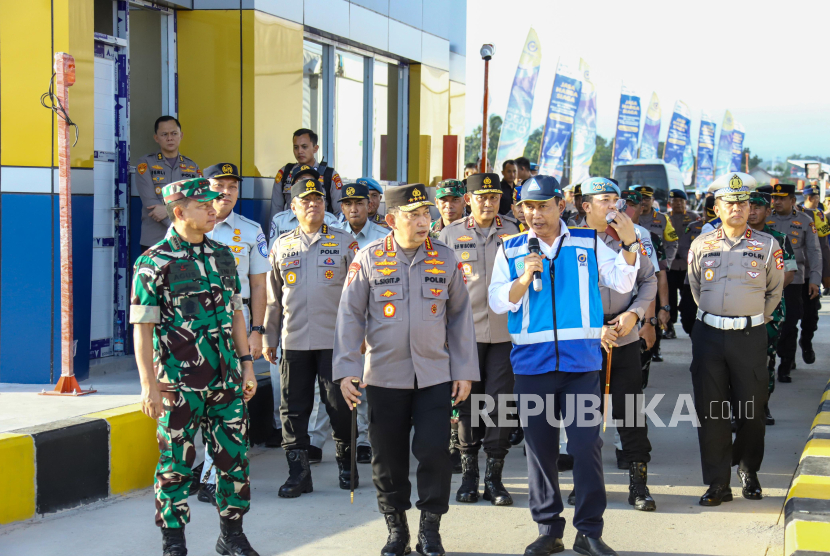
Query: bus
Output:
[[613, 159, 684, 209]]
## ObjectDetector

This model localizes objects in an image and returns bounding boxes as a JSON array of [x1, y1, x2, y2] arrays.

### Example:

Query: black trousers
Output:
[[690, 323, 767, 486], [366, 382, 453, 515], [279, 349, 352, 450], [667, 269, 687, 324], [800, 283, 820, 347], [516, 371, 605, 539], [778, 284, 805, 366], [600, 342, 652, 463], [458, 342, 515, 458]]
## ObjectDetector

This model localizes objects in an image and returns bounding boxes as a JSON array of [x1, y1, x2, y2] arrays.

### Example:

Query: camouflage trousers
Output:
[[155, 387, 250, 528], [766, 300, 786, 396]]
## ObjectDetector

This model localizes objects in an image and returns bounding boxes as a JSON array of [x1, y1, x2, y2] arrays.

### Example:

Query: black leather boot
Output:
[[738, 469, 763, 500], [449, 428, 462, 474], [800, 337, 816, 364], [778, 361, 793, 383], [764, 404, 775, 425], [628, 462, 656, 511], [699, 484, 733, 506], [523, 534, 564, 555], [216, 517, 260, 556], [455, 453, 479, 503], [509, 426, 524, 446], [483, 457, 513, 506], [557, 453, 574, 471], [278, 449, 313, 498], [335, 442, 359, 490], [162, 527, 187, 556], [567, 489, 576, 506], [381, 512, 411, 556], [573, 533, 618, 556], [415, 511, 445, 556]]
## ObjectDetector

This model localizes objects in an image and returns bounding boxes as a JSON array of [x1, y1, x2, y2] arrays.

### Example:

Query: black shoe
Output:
[[737, 469, 763, 500], [777, 362, 793, 384], [651, 349, 663, 363], [628, 462, 656, 511], [335, 442, 359, 490], [216, 517, 260, 556], [197, 482, 217, 507], [307, 445, 323, 464], [699, 484, 733, 506], [800, 338, 816, 364], [278, 449, 313, 498], [415, 511, 445, 556], [189, 463, 204, 497], [483, 457, 513, 506], [573, 533, 618, 556], [663, 325, 676, 339], [455, 453, 479, 503], [264, 427, 283, 448], [557, 453, 574, 472], [567, 489, 576, 506], [509, 427, 525, 446], [764, 404, 775, 426], [449, 429, 462, 474], [381, 512, 412, 556], [523, 534, 565, 555], [357, 445, 372, 464], [162, 527, 187, 556]]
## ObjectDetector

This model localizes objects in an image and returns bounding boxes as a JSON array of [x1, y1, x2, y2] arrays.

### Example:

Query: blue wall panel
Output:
[[1, 195, 54, 383]]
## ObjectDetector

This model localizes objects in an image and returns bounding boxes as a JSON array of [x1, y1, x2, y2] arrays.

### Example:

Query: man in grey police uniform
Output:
[[635, 185, 679, 265], [438, 173, 520, 507], [666, 189, 698, 339], [767, 182, 822, 382], [135, 116, 201, 251], [335, 183, 479, 556], [582, 178, 658, 511], [361, 177, 391, 230], [193, 162, 271, 504], [263, 177, 359, 497], [307, 181, 387, 464], [687, 172, 783, 506]]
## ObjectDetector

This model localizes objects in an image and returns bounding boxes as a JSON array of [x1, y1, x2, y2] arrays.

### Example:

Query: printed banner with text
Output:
[[715, 110, 734, 177], [663, 101, 691, 172], [494, 28, 542, 171], [611, 86, 641, 173], [538, 60, 582, 180], [639, 92, 661, 159], [571, 58, 596, 184], [730, 122, 745, 172], [695, 111, 716, 192]]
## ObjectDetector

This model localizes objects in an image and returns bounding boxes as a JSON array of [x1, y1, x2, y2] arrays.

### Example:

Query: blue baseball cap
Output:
[[518, 175, 563, 204], [356, 177, 383, 194], [580, 177, 620, 197], [669, 189, 688, 200]]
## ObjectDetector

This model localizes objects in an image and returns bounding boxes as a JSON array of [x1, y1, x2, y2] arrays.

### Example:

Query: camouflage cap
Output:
[[435, 179, 466, 199], [749, 191, 770, 207], [621, 190, 642, 204], [163, 178, 223, 204], [630, 184, 654, 197]]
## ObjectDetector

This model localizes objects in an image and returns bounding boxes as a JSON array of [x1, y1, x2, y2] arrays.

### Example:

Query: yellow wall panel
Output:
[[0, 433, 36, 524], [52, 0, 95, 168], [241, 11, 303, 178], [178, 11, 242, 168], [408, 65, 448, 187], [407, 65, 422, 185], [449, 81, 466, 179], [87, 404, 158, 495], [0, 0, 53, 167]]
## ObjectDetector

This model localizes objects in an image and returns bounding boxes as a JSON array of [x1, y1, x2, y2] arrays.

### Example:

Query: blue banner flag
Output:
[[663, 101, 691, 171], [695, 111, 716, 192], [494, 28, 542, 171], [639, 92, 661, 159], [611, 86, 641, 173], [571, 58, 596, 184], [715, 110, 734, 177], [538, 60, 582, 180], [730, 122, 745, 172]]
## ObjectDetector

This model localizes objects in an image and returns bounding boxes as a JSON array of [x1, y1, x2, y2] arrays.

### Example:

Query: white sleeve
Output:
[[596, 239, 640, 293], [488, 247, 522, 314]]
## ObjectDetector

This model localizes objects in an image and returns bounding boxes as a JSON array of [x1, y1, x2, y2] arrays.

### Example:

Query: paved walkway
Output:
[[2, 311, 829, 555]]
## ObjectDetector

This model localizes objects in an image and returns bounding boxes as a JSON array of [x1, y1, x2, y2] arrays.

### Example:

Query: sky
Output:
[[464, 0, 830, 163]]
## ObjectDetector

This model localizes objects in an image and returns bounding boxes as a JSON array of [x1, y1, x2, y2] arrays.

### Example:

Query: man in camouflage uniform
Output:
[[748, 191, 796, 425], [131, 178, 260, 556], [430, 180, 467, 238]]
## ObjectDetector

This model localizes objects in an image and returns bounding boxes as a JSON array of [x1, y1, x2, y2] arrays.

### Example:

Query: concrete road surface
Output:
[[2, 309, 829, 556]]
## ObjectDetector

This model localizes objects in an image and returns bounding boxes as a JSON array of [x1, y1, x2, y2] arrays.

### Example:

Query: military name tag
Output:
[[169, 261, 200, 282], [213, 250, 237, 276]]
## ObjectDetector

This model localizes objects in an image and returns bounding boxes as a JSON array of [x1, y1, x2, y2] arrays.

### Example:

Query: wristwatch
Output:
[[251, 326, 265, 334], [647, 317, 658, 326], [621, 240, 640, 253], [659, 305, 670, 313], [239, 354, 254, 363]]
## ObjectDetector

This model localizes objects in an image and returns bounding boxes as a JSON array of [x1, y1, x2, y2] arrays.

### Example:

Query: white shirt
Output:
[[268, 209, 342, 248], [488, 219, 640, 314], [206, 211, 270, 299], [634, 223, 661, 273], [342, 219, 388, 249]]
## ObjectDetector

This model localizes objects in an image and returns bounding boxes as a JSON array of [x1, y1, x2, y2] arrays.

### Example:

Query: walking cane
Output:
[[602, 347, 613, 432], [350, 378, 360, 503]]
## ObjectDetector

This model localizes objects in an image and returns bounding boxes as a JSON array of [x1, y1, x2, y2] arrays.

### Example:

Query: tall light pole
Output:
[[480, 44, 495, 173]]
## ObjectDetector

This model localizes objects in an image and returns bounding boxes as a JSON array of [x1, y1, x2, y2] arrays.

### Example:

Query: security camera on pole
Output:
[[480, 44, 495, 173]]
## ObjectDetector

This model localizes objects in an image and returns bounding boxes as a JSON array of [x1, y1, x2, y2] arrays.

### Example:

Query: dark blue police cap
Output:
[[802, 186, 817, 197], [518, 175, 563, 203], [669, 189, 687, 200]]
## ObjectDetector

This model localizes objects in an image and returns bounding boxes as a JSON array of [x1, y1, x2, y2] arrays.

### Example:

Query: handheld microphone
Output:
[[527, 237, 543, 292]]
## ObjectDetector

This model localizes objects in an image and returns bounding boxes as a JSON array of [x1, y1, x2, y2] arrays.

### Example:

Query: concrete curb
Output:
[[785, 379, 830, 556], [0, 372, 273, 525]]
